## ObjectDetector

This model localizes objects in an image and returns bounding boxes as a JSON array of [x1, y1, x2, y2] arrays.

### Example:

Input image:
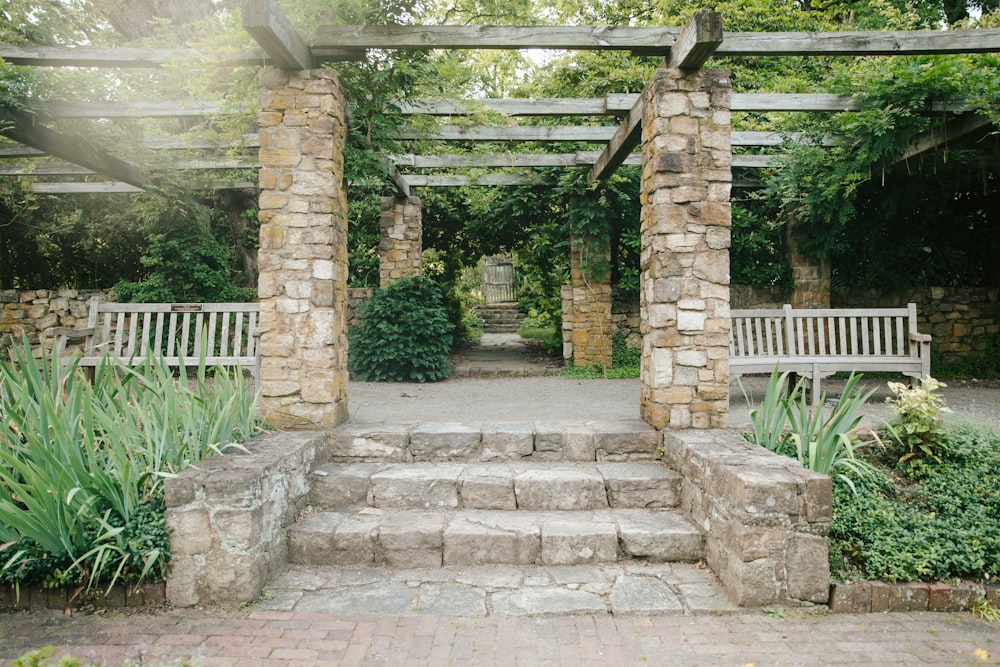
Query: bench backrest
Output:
[[84, 298, 260, 367], [730, 303, 920, 359]]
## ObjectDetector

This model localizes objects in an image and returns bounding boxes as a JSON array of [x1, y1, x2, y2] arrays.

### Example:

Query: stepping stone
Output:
[[492, 587, 607, 616], [480, 423, 534, 461], [329, 424, 411, 461], [410, 422, 482, 460], [615, 510, 705, 562], [294, 582, 416, 615], [461, 465, 516, 509], [378, 511, 444, 568], [609, 575, 684, 614]]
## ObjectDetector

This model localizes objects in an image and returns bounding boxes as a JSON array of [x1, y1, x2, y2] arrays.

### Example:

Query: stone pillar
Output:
[[639, 67, 732, 430], [379, 195, 422, 287], [787, 216, 831, 308], [256, 68, 349, 430], [568, 232, 613, 368]]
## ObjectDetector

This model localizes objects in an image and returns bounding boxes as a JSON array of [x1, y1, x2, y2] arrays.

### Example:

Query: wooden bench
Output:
[[730, 303, 931, 401], [45, 297, 261, 390]]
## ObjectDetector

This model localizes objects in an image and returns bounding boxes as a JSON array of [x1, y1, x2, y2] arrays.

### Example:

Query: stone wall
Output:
[[379, 196, 422, 287], [347, 287, 374, 329], [834, 287, 1000, 367], [164, 430, 325, 607], [256, 67, 350, 430], [611, 288, 641, 350], [0, 289, 115, 347], [663, 429, 832, 607], [730, 284, 789, 309], [639, 66, 732, 430]]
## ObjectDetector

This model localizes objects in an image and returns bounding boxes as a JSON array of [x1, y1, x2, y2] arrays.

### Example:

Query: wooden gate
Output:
[[482, 256, 515, 303]]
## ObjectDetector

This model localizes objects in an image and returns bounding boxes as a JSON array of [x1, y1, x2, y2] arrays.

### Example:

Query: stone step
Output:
[[309, 461, 682, 511], [328, 420, 661, 463], [263, 562, 738, 616], [287, 508, 704, 569]]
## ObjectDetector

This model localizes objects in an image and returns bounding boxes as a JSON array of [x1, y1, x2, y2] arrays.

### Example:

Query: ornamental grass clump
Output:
[[0, 338, 259, 595], [349, 275, 452, 382]]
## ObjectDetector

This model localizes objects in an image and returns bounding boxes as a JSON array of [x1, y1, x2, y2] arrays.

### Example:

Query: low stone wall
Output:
[[164, 430, 325, 607], [830, 580, 999, 613], [662, 429, 832, 607], [0, 289, 115, 346], [730, 284, 790, 309], [834, 287, 1000, 368], [0, 581, 165, 612]]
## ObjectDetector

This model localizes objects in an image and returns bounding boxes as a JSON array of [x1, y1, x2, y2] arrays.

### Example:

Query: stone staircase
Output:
[[475, 303, 524, 333], [279, 420, 715, 614]]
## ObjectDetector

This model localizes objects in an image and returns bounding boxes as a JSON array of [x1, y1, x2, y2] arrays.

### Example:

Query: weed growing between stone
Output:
[[0, 339, 260, 595]]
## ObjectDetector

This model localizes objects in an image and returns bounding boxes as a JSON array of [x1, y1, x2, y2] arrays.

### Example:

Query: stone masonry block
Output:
[[541, 518, 619, 565], [378, 511, 444, 568], [309, 463, 380, 508], [617, 510, 704, 562], [443, 512, 541, 565], [591, 420, 660, 457], [410, 423, 482, 460], [480, 423, 535, 460], [784, 533, 830, 603], [514, 468, 608, 510], [597, 462, 681, 508], [370, 465, 463, 509], [461, 466, 517, 510], [328, 424, 411, 461]]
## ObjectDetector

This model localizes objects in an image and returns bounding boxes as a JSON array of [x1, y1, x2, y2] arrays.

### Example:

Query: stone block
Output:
[[378, 511, 444, 568], [461, 466, 516, 510], [887, 582, 929, 612], [514, 468, 608, 510], [869, 581, 891, 612], [829, 582, 868, 613], [369, 465, 463, 509], [610, 575, 684, 614], [784, 533, 830, 603], [597, 462, 681, 508], [443, 511, 541, 565], [540, 519, 619, 565], [617, 510, 704, 562], [328, 424, 410, 461], [309, 463, 380, 507], [166, 510, 212, 555], [410, 422, 481, 460], [480, 423, 534, 460], [591, 420, 660, 457], [928, 581, 982, 612]]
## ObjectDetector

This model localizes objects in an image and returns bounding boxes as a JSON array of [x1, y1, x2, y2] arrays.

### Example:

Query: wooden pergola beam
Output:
[[0, 46, 269, 68], [668, 11, 723, 70], [586, 94, 643, 184], [0, 158, 255, 176], [0, 108, 148, 189], [29, 181, 255, 194], [242, 0, 313, 70], [310, 26, 1000, 57], [898, 112, 993, 162]]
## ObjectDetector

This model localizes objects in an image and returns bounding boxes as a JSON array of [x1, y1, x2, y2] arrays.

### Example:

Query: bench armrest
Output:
[[909, 332, 932, 343], [44, 327, 96, 341]]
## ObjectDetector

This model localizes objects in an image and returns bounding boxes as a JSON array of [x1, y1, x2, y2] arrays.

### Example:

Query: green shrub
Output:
[[348, 275, 452, 382], [0, 339, 259, 592], [883, 377, 952, 466], [830, 424, 1000, 582]]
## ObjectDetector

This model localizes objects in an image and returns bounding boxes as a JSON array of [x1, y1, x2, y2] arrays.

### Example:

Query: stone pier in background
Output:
[[379, 195, 423, 287], [639, 66, 733, 429], [256, 68, 349, 430]]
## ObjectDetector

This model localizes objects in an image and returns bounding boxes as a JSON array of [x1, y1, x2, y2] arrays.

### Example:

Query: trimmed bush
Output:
[[348, 275, 452, 382]]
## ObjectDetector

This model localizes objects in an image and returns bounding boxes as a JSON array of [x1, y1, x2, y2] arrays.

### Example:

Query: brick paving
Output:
[[1, 606, 999, 666]]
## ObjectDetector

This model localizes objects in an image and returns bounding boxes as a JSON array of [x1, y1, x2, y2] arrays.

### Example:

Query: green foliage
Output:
[[114, 197, 254, 303], [11, 646, 198, 667], [517, 319, 562, 356], [883, 378, 952, 466], [349, 276, 453, 382], [830, 424, 1000, 583], [557, 331, 640, 379], [741, 371, 881, 491], [0, 338, 259, 591], [742, 368, 795, 454], [731, 201, 792, 288]]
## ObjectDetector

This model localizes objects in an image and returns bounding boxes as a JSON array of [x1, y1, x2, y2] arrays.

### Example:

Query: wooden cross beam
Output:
[[898, 112, 994, 162], [0, 45, 270, 68], [243, 0, 313, 70], [0, 107, 149, 190], [587, 12, 722, 184]]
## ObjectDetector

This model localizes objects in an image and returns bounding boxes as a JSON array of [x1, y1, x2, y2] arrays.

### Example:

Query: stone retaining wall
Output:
[[0, 289, 115, 346], [164, 431, 325, 607], [834, 287, 1000, 368], [662, 429, 832, 607]]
